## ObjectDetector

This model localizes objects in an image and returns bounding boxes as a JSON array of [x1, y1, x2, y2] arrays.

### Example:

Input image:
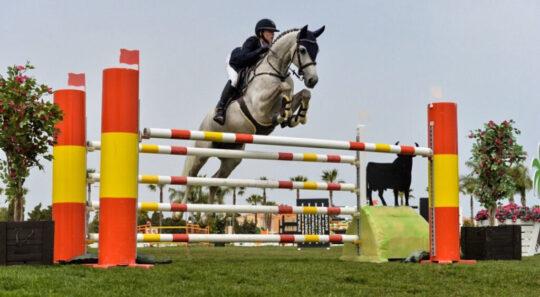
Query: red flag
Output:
[[68, 73, 86, 87], [119, 49, 139, 65]]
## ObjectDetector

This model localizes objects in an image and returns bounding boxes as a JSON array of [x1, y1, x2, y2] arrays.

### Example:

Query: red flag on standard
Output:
[[120, 49, 139, 65], [68, 73, 86, 87]]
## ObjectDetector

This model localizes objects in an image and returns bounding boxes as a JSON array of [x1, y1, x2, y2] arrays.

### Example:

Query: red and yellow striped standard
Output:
[[52, 89, 86, 262], [97, 68, 139, 267], [427, 102, 460, 263]]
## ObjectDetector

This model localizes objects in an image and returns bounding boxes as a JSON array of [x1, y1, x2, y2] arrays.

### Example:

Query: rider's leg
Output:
[[213, 80, 236, 125], [214, 57, 238, 125]]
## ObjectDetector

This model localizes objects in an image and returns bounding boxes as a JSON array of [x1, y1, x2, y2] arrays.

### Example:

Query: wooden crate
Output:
[[0, 221, 54, 265], [460, 225, 521, 260]]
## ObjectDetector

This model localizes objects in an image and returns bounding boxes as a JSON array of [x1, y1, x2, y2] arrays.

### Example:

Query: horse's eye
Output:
[[300, 48, 307, 55]]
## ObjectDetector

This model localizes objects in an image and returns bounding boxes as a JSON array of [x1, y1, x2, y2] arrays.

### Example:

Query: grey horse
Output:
[[181, 25, 325, 215]]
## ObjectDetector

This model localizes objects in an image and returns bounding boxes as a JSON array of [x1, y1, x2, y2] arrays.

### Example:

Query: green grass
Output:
[[0, 246, 538, 297]]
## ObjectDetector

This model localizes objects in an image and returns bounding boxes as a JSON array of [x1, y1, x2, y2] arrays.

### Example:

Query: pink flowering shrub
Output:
[[475, 203, 540, 223], [0, 62, 63, 221]]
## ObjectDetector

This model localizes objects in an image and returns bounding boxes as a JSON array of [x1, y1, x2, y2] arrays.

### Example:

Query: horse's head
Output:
[[294, 25, 325, 89]]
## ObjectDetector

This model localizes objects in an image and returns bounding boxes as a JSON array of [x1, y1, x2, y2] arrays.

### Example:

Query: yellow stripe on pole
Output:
[[302, 153, 317, 162], [303, 182, 318, 190], [203, 131, 223, 142], [304, 235, 319, 242], [140, 175, 160, 184], [53, 146, 86, 203], [100, 132, 138, 198], [303, 207, 317, 214], [142, 234, 161, 242], [140, 202, 159, 211], [433, 154, 459, 207], [140, 144, 159, 154], [375, 143, 391, 153]]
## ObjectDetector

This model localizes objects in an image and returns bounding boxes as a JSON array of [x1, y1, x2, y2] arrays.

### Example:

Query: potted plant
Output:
[[474, 204, 540, 257], [460, 120, 527, 260]]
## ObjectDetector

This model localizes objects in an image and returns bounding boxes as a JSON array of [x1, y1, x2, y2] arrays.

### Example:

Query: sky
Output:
[[1, 1, 539, 219]]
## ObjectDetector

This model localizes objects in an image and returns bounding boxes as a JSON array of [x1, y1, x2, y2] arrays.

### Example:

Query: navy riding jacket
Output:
[[229, 36, 267, 72]]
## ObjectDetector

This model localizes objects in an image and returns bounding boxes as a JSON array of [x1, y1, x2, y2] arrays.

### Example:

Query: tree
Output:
[[0, 63, 63, 221], [89, 212, 99, 233], [0, 207, 8, 221], [290, 175, 308, 203], [215, 187, 231, 205], [459, 165, 478, 222], [148, 184, 166, 232], [27, 203, 52, 221], [321, 169, 343, 206], [508, 164, 533, 206], [246, 194, 263, 226], [468, 120, 527, 226], [533, 144, 540, 197], [398, 188, 415, 206]]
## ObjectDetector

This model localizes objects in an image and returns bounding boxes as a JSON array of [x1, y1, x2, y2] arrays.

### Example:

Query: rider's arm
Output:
[[230, 36, 268, 68]]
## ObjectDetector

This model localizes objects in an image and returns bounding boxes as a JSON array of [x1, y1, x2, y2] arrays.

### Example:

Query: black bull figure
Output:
[[366, 142, 418, 206]]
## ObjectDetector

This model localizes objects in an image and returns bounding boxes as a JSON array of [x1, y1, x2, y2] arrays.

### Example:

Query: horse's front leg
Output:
[[285, 89, 311, 128], [271, 82, 294, 126]]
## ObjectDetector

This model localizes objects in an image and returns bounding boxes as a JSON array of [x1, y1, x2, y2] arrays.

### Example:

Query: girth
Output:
[[238, 97, 276, 135]]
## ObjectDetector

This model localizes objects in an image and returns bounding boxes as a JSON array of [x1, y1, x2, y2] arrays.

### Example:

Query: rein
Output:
[[246, 35, 317, 85]]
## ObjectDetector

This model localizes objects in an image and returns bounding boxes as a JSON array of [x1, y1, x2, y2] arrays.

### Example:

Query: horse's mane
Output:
[[271, 28, 299, 47]]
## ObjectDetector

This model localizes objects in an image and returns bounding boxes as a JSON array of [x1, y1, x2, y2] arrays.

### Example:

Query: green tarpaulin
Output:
[[340, 206, 429, 263]]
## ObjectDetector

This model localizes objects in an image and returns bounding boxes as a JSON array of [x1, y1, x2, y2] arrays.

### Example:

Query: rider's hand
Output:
[[258, 46, 269, 54]]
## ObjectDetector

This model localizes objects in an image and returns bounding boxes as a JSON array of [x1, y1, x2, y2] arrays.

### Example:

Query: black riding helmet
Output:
[[255, 18, 279, 37]]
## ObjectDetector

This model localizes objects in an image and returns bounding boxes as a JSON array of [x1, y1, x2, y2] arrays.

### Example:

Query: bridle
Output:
[[249, 34, 317, 83]]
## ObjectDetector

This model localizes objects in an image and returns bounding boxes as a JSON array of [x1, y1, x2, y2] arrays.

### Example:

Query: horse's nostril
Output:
[[308, 77, 318, 87]]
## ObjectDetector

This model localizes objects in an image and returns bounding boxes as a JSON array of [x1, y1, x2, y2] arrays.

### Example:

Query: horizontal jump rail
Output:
[[87, 201, 357, 215], [87, 141, 356, 165], [87, 173, 356, 192], [88, 233, 359, 244], [143, 128, 432, 157]]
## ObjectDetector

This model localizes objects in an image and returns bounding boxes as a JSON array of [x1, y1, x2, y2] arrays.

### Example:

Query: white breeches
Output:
[[226, 54, 239, 87]]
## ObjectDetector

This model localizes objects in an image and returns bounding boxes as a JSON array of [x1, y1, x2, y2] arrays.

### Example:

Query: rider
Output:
[[213, 18, 279, 125]]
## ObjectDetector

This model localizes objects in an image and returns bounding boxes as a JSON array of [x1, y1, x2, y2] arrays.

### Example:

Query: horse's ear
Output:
[[299, 25, 308, 38], [313, 25, 325, 38]]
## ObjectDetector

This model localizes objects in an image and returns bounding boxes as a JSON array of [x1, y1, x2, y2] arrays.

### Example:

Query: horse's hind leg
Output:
[[199, 157, 242, 225], [208, 157, 243, 204], [181, 155, 210, 204]]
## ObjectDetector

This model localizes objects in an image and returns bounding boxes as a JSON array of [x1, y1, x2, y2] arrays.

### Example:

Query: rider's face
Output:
[[262, 30, 275, 44]]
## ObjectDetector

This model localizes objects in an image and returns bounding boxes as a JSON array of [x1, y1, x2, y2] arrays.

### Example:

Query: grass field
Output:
[[0, 246, 538, 297]]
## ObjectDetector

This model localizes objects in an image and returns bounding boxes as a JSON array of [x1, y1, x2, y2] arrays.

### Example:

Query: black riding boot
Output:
[[213, 80, 236, 125]]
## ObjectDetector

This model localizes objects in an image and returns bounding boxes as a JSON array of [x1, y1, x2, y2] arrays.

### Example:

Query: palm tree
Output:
[[460, 174, 478, 222], [533, 144, 540, 197], [397, 188, 415, 206], [148, 184, 166, 233], [259, 176, 269, 229], [290, 175, 308, 203], [246, 194, 263, 226], [509, 164, 533, 206], [321, 169, 340, 206], [215, 187, 231, 205]]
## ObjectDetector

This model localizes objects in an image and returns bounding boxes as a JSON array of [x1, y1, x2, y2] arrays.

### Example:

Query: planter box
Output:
[[461, 225, 521, 260], [0, 221, 54, 265], [478, 219, 540, 256]]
